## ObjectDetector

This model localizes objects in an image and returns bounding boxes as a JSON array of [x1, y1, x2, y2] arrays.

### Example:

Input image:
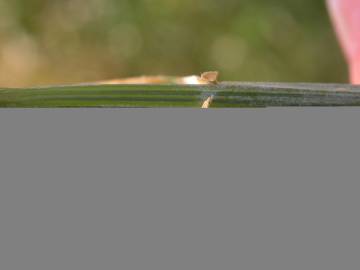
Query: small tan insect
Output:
[[200, 71, 219, 84]]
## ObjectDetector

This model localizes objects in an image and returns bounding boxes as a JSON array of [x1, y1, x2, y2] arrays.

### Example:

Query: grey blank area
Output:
[[0, 109, 359, 270]]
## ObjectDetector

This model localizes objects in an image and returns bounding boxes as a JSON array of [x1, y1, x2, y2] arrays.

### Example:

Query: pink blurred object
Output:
[[327, 0, 360, 84]]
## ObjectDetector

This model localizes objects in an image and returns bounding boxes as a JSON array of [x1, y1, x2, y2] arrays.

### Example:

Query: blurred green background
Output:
[[0, 0, 347, 87]]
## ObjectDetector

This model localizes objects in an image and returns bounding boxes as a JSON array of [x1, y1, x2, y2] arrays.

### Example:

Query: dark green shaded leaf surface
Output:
[[1, 82, 360, 108]]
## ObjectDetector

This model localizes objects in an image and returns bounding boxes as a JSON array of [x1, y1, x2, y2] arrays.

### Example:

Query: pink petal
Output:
[[327, 0, 360, 83]]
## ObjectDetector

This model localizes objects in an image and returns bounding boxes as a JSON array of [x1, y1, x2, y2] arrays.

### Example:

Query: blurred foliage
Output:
[[0, 0, 347, 87]]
